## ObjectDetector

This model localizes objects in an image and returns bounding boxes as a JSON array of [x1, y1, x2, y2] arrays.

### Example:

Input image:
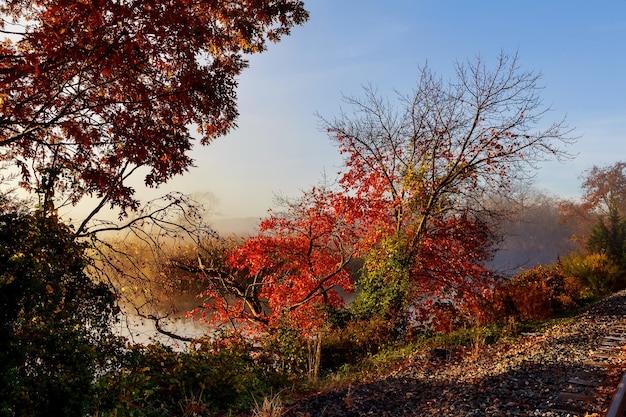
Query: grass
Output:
[[251, 392, 285, 417], [308, 296, 603, 392]]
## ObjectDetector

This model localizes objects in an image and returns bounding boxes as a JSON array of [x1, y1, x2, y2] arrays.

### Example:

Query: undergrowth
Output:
[[298, 293, 603, 399]]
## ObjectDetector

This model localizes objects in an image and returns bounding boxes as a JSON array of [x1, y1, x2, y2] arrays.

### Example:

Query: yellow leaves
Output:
[[9, 251, 25, 261], [1, 274, 16, 285]]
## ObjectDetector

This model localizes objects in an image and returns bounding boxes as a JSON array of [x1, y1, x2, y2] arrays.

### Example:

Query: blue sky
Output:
[[153, 1, 626, 221]]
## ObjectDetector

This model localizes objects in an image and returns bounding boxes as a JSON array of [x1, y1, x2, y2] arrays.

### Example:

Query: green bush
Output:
[[96, 334, 285, 416], [261, 320, 310, 378], [560, 252, 626, 296], [0, 211, 121, 417]]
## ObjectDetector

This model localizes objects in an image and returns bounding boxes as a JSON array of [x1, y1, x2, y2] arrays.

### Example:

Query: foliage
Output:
[[183, 53, 576, 343], [96, 335, 284, 417], [1, 0, 308, 353], [494, 264, 581, 321], [0, 210, 121, 417], [580, 162, 626, 216], [587, 206, 626, 268], [319, 52, 574, 329], [560, 253, 626, 296], [350, 235, 411, 323], [320, 317, 395, 373], [560, 161, 626, 249], [189, 185, 365, 336], [0, 0, 308, 216], [259, 318, 311, 378], [558, 161, 626, 294]]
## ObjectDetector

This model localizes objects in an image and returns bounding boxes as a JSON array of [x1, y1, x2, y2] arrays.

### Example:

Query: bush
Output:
[[495, 264, 581, 321], [261, 321, 310, 378], [96, 334, 285, 416], [321, 317, 395, 373], [560, 252, 626, 296], [0, 211, 121, 417]]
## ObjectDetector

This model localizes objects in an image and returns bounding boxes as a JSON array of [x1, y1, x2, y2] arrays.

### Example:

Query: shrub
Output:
[[0, 211, 121, 417], [261, 320, 310, 378], [495, 264, 580, 321], [321, 317, 395, 373], [96, 334, 284, 416], [560, 252, 626, 296]]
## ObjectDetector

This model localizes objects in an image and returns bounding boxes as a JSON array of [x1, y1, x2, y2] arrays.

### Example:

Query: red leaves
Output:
[[0, 0, 308, 214], [204, 186, 363, 334]]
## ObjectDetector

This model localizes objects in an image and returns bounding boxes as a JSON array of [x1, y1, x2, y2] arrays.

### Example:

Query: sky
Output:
[[147, 1, 626, 224]]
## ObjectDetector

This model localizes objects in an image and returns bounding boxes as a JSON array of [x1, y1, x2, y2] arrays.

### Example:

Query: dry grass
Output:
[[252, 392, 286, 417]]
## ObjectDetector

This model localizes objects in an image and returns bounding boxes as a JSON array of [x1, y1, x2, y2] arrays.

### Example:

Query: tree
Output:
[[0, 0, 308, 345], [322, 52, 575, 328], [187, 185, 365, 336], [0, 0, 308, 219], [0, 210, 121, 416], [560, 161, 626, 249], [581, 162, 626, 216], [587, 206, 626, 268]]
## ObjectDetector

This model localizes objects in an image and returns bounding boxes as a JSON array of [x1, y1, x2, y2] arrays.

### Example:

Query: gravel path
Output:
[[283, 292, 626, 416]]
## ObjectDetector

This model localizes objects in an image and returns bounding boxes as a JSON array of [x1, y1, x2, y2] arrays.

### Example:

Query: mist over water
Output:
[[487, 194, 577, 276]]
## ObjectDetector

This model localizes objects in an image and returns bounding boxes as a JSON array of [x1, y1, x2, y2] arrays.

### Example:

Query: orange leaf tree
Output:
[[0, 0, 307, 221], [560, 161, 626, 251], [190, 185, 369, 336], [322, 52, 575, 330]]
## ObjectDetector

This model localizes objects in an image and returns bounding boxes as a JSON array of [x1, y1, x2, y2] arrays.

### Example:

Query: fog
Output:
[[488, 193, 577, 276]]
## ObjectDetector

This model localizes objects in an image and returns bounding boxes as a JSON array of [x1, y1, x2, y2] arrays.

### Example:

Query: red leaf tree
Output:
[[0, 0, 307, 220], [0, 0, 308, 343], [190, 185, 370, 336], [188, 53, 575, 338], [322, 52, 575, 329]]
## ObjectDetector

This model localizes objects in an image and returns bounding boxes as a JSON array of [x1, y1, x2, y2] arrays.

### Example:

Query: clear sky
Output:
[[150, 1, 626, 222]]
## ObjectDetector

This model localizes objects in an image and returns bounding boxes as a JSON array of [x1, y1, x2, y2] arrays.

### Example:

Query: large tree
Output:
[[186, 53, 575, 334], [0, 0, 308, 222], [322, 52, 575, 327]]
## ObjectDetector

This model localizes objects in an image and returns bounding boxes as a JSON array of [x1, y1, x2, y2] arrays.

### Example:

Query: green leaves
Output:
[[0, 211, 121, 416], [97, 338, 283, 416]]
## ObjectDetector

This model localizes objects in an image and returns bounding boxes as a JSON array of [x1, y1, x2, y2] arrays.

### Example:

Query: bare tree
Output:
[[323, 51, 575, 254]]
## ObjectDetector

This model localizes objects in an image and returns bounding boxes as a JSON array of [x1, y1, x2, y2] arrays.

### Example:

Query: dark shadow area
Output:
[[285, 360, 611, 416]]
